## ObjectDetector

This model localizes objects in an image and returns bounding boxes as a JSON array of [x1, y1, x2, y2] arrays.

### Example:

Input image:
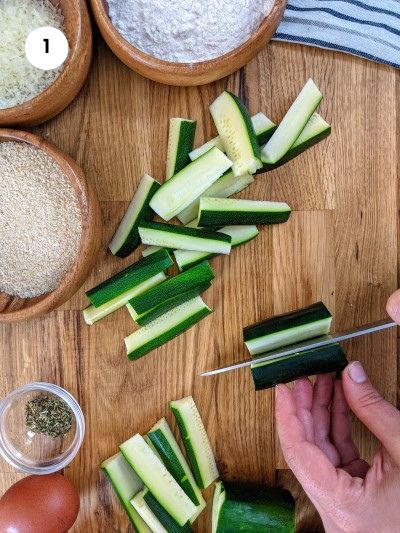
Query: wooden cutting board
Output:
[[0, 34, 398, 532]]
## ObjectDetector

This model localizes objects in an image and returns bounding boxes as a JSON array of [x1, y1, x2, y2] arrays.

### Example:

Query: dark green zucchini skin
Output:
[[198, 209, 291, 227], [256, 125, 277, 146], [130, 261, 215, 315], [256, 127, 331, 175], [243, 302, 331, 344], [134, 283, 211, 326], [86, 249, 173, 307], [251, 343, 348, 390], [174, 121, 197, 176], [143, 490, 192, 533], [128, 305, 211, 361], [216, 483, 295, 533], [227, 92, 261, 161], [139, 221, 232, 245], [115, 180, 161, 258], [147, 428, 200, 505]]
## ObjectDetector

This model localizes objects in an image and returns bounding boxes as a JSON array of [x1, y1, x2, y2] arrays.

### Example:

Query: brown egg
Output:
[[0, 473, 79, 533]]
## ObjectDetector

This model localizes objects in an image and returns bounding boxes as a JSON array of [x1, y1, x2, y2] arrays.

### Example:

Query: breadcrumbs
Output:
[[0, 142, 82, 298]]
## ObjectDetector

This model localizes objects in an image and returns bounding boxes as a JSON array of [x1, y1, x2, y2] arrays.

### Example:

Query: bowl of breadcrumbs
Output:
[[0, 129, 101, 322]]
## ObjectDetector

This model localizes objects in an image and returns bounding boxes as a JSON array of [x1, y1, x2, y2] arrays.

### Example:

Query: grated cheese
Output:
[[0, 0, 64, 109]]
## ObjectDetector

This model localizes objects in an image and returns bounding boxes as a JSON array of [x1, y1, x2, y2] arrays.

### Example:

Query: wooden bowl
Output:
[[0, 0, 92, 127], [0, 130, 102, 323], [90, 0, 287, 86]]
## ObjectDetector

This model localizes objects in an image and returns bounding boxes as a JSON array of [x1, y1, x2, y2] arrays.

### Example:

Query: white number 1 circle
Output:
[[25, 27, 69, 70]]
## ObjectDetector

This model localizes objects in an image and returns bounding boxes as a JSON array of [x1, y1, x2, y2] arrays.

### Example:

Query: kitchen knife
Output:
[[201, 318, 396, 377]]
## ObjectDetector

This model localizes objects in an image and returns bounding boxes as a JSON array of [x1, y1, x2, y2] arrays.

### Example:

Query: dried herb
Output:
[[25, 393, 73, 438]]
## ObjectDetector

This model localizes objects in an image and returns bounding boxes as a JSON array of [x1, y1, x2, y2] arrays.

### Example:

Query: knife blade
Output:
[[201, 318, 396, 377]]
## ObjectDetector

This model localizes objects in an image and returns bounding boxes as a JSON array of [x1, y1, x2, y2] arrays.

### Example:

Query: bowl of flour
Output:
[[90, 0, 287, 85]]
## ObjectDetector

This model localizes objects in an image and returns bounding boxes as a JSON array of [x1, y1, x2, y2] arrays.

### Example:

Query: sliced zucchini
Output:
[[127, 283, 211, 326], [198, 198, 292, 226], [131, 489, 168, 533], [125, 296, 212, 360], [209, 91, 262, 176], [257, 113, 331, 174], [147, 417, 206, 514], [243, 302, 332, 356], [170, 396, 219, 489], [251, 343, 348, 390], [101, 452, 151, 533], [212, 481, 225, 533], [166, 118, 197, 180], [150, 147, 232, 221], [109, 175, 160, 258], [139, 222, 232, 255], [120, 434, 197, 526], [86, 249, 173, 308], [83, 272, 167, 325], [177, 171, 254, 225], [143, 490, 193, 532], [261, 79, 322, 164], [212, 482, 295, 532], [174, 225, 259, 271], [189, 136, 224, 162], [252, 112, 277, 145], [142, 245, 164, 257], [189, 113, 276, 161], [129, 261, 215, 316]]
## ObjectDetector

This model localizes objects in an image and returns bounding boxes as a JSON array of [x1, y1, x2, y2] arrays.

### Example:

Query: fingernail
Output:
[[347, 361, 368, 384]]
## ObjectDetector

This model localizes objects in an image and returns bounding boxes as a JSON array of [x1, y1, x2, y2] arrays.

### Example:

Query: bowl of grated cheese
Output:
[[0, 129, 102, 323], [89, 0, 287, 86], [0, 0, 92, 128]]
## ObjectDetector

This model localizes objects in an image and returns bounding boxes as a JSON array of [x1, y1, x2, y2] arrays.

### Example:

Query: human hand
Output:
[[275, 288, 400, 533]]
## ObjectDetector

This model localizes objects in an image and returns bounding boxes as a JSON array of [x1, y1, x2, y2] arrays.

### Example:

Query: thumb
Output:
[[342, 361, 400, 465], [386, 289, 400, 324]]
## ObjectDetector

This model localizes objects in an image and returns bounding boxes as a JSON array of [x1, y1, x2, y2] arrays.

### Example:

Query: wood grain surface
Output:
[[0, 30, 398, 532]]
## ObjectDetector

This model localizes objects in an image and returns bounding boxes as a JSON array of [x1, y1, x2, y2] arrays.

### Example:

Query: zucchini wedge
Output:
[[150, 147, 232, 221], [166, 118, 197, 180], [86, 249, 173, 308], [252, 112, 277, 145], [83, 272, 167, 325], [139, 222, 232, 255], [177, 171, 254, 225], [109, 174, 160, 258], [125, 296, 212, 360], [128, 261, 215, 315], [127, 283, 211, 326], [261, 79, 322, 164], [210, 91, 262, 176], [212, 481, 295, 533], [101, 452, 151, 533], [142, 245, 164, 257], [198, 198, 292, 226], [170, 396, 219, 489], [142, 489, 193, 532], [243, 302, 332, 356], [132, 489, 192, 533], [131, 490, 168, 533], [147, 417, 206, 514], [174, 225, 259, 271], [189, 112, 276, 161], [257, 113, 331, 174], [120, 434, 197, 526], [251, 343, 348, 390]]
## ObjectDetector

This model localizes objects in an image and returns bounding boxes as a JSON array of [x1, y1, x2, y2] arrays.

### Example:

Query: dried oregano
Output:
[[25, 393, 73, 438]]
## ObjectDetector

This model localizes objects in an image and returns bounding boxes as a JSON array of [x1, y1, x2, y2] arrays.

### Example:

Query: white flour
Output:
[[107, 0, 274, 63]]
